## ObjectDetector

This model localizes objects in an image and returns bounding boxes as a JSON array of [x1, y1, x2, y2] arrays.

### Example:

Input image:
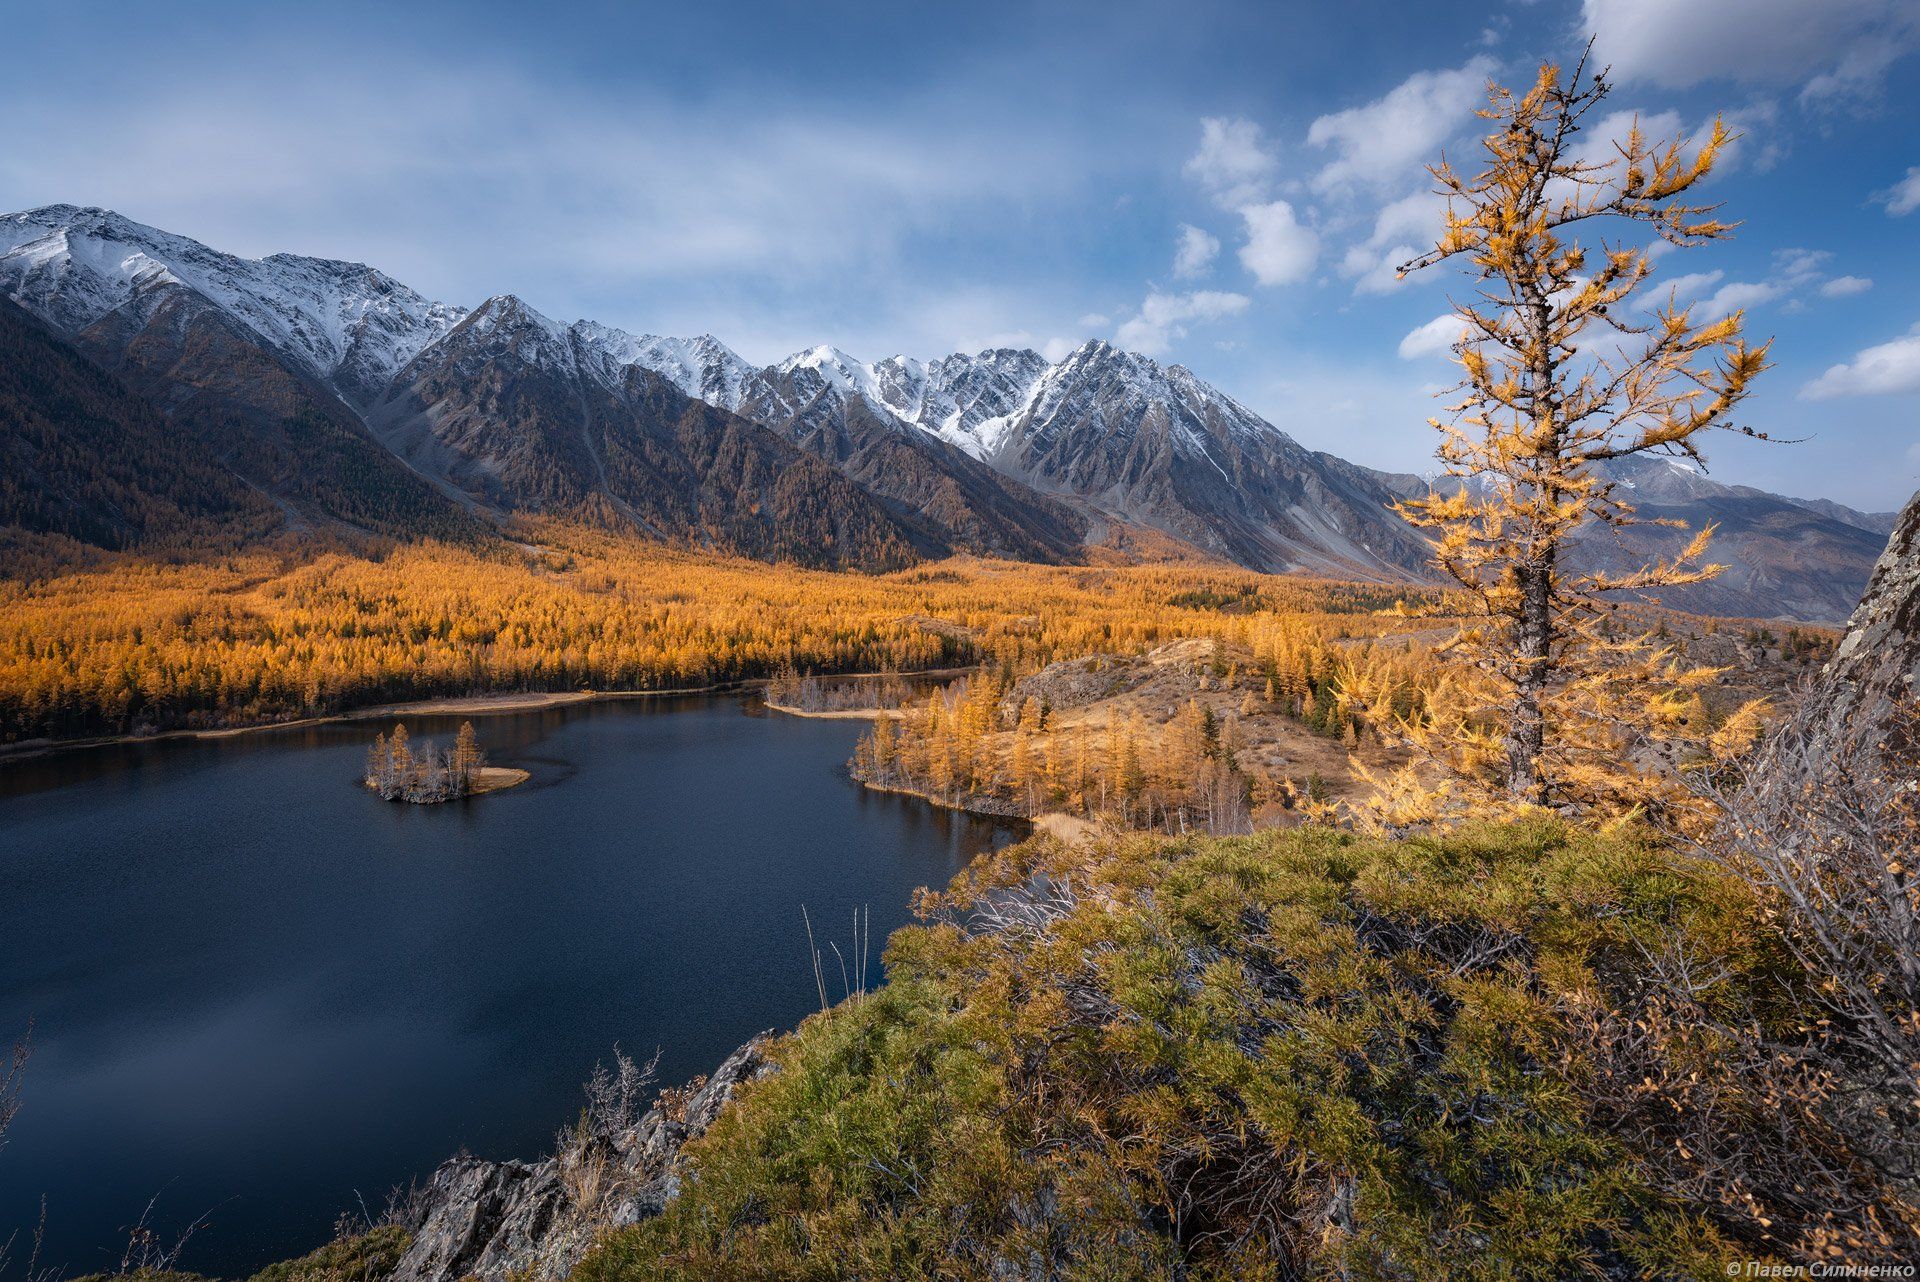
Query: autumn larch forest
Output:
[[2, 7, 1917, 1282]]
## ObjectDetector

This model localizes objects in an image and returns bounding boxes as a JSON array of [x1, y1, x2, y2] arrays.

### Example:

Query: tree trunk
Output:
[[1508, 272, 1558, 809], [1506, 558, 1552, 806]]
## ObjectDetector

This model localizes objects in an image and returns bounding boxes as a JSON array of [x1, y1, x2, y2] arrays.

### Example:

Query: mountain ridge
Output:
[[0, 204, 1892, 619]]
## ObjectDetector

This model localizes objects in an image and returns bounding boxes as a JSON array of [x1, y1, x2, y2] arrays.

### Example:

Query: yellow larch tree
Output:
[[1360, 48, 1773, 823]]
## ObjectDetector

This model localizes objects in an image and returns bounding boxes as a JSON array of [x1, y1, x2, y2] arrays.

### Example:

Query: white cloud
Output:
[[1367, 190, 1448, 251], [1183, 117, 1278, 209], [1345, 242, 1421, 295], [1801, 323, 1920, 399], [1398, 313, 1467, 360], [1584, 0, 1920, 98], [1337, 191, 1449, 294], [1172, 224, 1220, 279], [1561, 105, 1777, 197], [1572, 103, 1782, 184], [1077, 312, 1111, 328], [1237, 201, 1318, 286], [1306, 57, 1495, 194], [1646, 247, 1869, 324], [1040, 336, 1078, 362], [1657, 269, 1725, 302], [1773, 246, 1831, 286], [1573, 108, 1685, 172], [1881, 166, 1920, 216], [1700, 280, 1781, 316], [1115, 289, 1250, 356], [1721, 100, 1787, 173], [0, 47, 1124, 367], [1319, 124, 1468, 298]]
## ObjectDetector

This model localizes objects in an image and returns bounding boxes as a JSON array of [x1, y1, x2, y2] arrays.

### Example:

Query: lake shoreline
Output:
[[1, 687, 1020, 1276], [0, 668, 976, 765], [851, 776, 1036, 822], [762, 702, 907, 721], [365, 764, 533, 803], [468, 765, 533, 795]]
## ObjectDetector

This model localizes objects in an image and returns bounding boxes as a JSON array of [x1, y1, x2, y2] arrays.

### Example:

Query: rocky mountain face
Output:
[[978, 340, 1435, 577], [368, 295, 920, 569], [728, 355, 1087, 561], [0, 204, 1893, 617], [1768, 487, 1920, 769], [391, 1038, 773, 1282], [0, 205, 466, 411], [1558, 455, 1895, 623], [2, 207, 485, 541]]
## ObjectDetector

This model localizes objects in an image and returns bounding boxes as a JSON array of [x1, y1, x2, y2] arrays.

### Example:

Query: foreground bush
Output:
[[67, 1225, 411, 1282], [578, 821, 1809, 1280]]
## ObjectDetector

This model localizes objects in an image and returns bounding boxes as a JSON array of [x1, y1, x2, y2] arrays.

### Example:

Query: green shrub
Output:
[[245, 1226, 411, 1282], [579, 821, 1778, 1280]]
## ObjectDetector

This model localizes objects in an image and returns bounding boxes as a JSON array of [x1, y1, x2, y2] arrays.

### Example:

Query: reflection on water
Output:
[[0, 696, 1021, 1278]]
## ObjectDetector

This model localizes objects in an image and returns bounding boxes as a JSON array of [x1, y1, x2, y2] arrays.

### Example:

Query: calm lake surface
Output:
[[0, 696, 1020, 1278]]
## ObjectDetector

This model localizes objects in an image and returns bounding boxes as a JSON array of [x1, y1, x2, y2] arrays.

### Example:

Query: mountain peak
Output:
[[780, 343, 865, 374], [2, 204, 467, 405], [7, 203, 136, 236], [778, 345, 882, 401], [462, 294, 571, 350], [564, 328, 756, 408]]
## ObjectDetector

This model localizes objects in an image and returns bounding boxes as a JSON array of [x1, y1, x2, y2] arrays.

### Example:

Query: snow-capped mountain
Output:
[[0, 206, 466, 410], [870, 348, 1052, 457], [363, 292, 920, 568], [1571, 454, 1896, 622], [0, 204, 1893, 617], [573, 325, 758, 410], [660, 336, 1434, 578]]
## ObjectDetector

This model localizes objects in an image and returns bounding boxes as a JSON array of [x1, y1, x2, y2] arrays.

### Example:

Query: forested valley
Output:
[[2, 33, 1917, 1282]]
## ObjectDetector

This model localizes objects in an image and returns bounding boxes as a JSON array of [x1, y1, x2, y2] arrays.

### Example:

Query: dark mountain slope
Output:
[[73, 281, 482, 540], [610, 371, 922, 571], [1570, 493, 1890, 623], [1, 204, 1893, 616], [735, 371, 1086, 561], [370, 296, 920, 571], [983, 341, 1434, 579], [727, 363, 1083, 562], [0, 296, 278, 549], [1550, 456, 1889, 623]]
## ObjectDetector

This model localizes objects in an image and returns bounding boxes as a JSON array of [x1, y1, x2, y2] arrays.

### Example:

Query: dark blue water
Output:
[[0, 696, 1019, 1279]]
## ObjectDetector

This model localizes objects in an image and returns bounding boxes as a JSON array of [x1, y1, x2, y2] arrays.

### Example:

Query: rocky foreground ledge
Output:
[[389, 1037, 774, 1282]]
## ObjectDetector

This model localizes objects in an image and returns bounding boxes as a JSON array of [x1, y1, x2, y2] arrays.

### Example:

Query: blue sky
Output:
[[3, 0, 1917, 509]]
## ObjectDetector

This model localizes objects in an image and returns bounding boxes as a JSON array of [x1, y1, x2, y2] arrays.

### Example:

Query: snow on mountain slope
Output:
[[778, 345, 883, 401], [745, 339, 1285, 470], [3, 204, 1884, 614], [572, 325, 757, 410], [0, 208, 1299, 500], [1019, 340, 1283, 462], [572, 332, 1423, 574], [444, 293, 580, 373], [871, 348, 1051, 458], [0, 205, 467, 409]]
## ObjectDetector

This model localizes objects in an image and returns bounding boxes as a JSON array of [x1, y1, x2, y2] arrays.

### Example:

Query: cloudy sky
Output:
[[3, 0, 1916, 508]]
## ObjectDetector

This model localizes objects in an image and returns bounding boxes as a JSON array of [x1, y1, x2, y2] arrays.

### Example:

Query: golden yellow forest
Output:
[[0, 524, 1462, 743]]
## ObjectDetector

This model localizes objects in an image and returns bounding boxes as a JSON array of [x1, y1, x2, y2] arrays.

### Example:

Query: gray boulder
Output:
[[388, 1036, 773, 1282]]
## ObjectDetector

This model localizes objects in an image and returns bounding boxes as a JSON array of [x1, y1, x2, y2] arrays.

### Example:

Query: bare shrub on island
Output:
[[364, 721, 486, 803]]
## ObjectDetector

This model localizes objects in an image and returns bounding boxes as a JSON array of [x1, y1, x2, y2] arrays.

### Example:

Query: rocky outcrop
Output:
[[1777, 487, 1920, 766], [388, 1036, 774, 1282]]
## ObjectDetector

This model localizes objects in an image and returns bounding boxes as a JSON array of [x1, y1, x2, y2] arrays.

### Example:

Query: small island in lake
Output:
[[363, 720, 529, 803]]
